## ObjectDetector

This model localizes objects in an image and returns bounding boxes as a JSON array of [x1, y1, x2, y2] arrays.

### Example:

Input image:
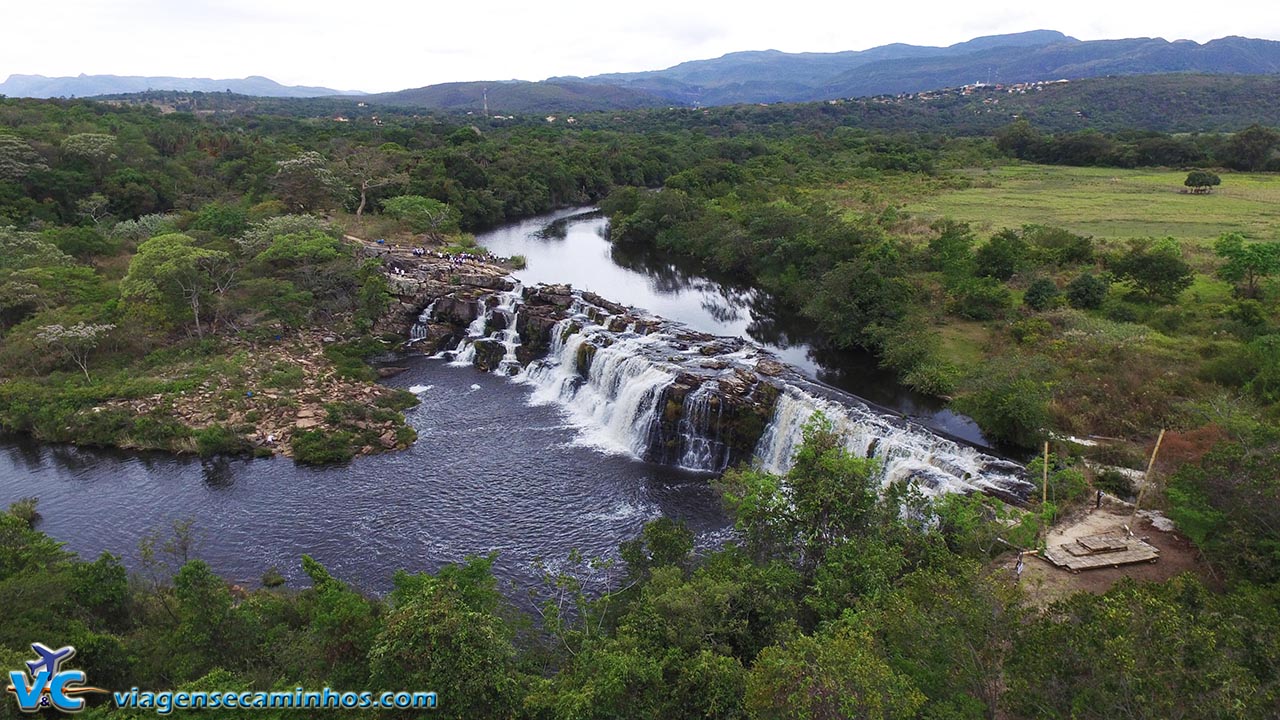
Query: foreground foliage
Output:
[[2, 423, 1277, 719]]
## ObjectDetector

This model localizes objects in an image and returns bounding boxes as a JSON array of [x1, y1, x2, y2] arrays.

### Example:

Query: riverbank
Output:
[[0, 228, 516, 463]]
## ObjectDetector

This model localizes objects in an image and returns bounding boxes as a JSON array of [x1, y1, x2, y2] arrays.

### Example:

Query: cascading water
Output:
[[518, 312, 675, 458], [677, 384, 730, 472], [419, 283, 1031, 501], [408, 301, 436, 342], [492, 281, 524, 375], [448, 300, 496, 367], [753, 386, 1028, 499]]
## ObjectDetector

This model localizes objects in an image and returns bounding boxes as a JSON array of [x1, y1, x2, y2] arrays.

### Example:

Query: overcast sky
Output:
[[3, 0, 1276, 92]]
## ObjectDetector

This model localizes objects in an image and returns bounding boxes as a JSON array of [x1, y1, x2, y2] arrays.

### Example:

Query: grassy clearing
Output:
[[899, 165, 1280, 247], [935, 321, 988, 370]]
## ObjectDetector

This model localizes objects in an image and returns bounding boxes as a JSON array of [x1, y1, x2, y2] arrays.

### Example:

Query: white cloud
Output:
[[2, 0, 1276, 92]]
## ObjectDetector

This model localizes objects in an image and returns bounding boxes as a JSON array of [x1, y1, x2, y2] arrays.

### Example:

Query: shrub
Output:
[[291, 429, 357, 465], [1110, 238, 1195, 302], [1010, 317, 1052, 344], [7, 496, 40, 527], [1024, 225, 1094, 265], [261, 567, 286, 588], [1023, 278, 1062, 311], [974, 229, 1028, 280], [1094, 468, 1134, 499], [1066, 273, 1109, 309], [954, 360, 1053, 448], [194, 424, 252, 457], [950, 278, 1011, 321]]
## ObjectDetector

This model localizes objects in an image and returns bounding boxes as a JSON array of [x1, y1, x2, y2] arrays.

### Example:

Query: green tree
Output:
[[1220, 124, 1280, 171], [1111, 239, 1195, 302], [121, 233, 236, 337], [370, 556, 524, 718], [974, 229, 1028, 280], [802, 242, 911, 349], [380, 195, 460, 239], [1167, 431, 1280, 584], [1066, 272, 1109, 309], [994, 119, 1045, 161], [1023, 277, 1062, 311], [171, 560, 247, 681], [1214, 232, 1280, 299], [300, 555, 379, 686], [1005, 577, 1274, 719], [927, 219, 976, 282], [1183, 169, 1221, 193], [272, 151, 344, 213], [336, 146, 408, 219], [858, 563, 1024, 719], [950, 277, 1012, 320], [954, 358, 1053, 447], [717, 416, 882, 583], [746, 625, 925, 720]]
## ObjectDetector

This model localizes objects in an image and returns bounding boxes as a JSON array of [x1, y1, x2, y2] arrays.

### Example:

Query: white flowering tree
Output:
[[36, 322, 116, 380], [0, 134, 47, 182]]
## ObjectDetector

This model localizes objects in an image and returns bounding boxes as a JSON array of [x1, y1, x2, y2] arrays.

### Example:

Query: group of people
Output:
[[407, 247, 506, 265], [382, 248, 509, 275]]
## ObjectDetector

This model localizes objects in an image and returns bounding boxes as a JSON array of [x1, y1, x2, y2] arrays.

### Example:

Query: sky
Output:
[[3, 0, 1277, 93]]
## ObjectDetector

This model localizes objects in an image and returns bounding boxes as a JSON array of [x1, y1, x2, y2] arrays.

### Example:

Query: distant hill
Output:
[[361, 80, 666, 113], [818, 36, 1280, 98], [0, 74, 363, 99], [551, 31, 1280, 107], [569, 30, 1075, 104]]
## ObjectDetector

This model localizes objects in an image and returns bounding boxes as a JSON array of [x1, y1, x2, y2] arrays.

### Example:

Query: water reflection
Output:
[[200, 456, 238, 489]]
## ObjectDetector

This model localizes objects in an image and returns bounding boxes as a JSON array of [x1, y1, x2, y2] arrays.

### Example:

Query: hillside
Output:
[[360, 79, 667, 113], [821, 36, 1280, 97], [571, 30, 1075, 104], [0, 73, 362, 98]]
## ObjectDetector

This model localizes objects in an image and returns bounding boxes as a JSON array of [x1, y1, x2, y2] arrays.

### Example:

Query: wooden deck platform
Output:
[[1042, 533, 1160, 572]]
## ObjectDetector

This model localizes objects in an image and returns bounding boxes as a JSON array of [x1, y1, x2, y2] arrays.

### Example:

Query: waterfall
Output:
[[493, 281, 524, 375], [753, 386, 1030, 499], [677, 384, 730, 472], [518, 317, 675, 458], [447, 300, 492, 367], [419, 283, 1030, 501], [408, 301, 437, 342]]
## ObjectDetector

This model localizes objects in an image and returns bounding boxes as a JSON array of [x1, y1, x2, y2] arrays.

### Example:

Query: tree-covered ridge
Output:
[[1, 421, 1276, 719]]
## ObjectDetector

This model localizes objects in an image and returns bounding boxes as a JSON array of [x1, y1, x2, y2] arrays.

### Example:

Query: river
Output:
[[0, 208, 997, 593]]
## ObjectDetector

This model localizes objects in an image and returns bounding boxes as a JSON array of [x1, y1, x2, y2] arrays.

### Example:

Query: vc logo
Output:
[[5, 643, 108, 713]]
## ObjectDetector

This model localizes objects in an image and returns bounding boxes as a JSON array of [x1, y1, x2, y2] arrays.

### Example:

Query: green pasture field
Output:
[[900, 165, 1280, 246]]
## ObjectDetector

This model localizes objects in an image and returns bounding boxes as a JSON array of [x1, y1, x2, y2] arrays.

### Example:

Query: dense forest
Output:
[[2, 88, 1279, 718]]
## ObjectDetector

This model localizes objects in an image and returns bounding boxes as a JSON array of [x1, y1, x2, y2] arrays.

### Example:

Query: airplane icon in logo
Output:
[[25, 643, 76, 678]]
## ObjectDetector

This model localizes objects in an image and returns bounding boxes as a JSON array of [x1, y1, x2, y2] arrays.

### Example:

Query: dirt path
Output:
[[999, 497, 1217, 607]]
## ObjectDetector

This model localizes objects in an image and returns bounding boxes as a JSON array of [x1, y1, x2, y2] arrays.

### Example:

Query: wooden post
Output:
[[1128, 429, 1166, 534], [1042, 441, 1050, 505]]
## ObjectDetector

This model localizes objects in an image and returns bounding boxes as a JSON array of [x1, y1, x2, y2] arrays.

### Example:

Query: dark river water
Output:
[[0, 208, 986, 593], [0, 364, 728, 593]]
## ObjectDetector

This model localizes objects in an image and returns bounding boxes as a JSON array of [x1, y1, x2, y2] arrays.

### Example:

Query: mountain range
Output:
[[365, 30, 1280, 111], [6, 31, 1280, 111], [0, 74, 362, 99], [552, 31, 1280, 106]]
